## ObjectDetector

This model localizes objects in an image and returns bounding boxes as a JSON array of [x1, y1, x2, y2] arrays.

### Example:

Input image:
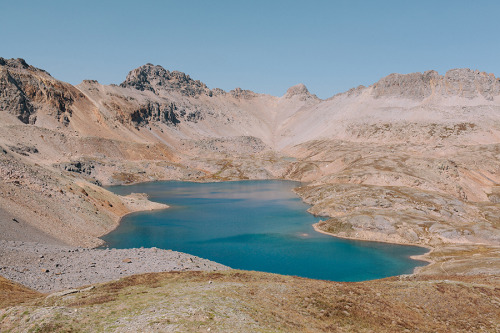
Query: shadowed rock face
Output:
[[0, 68, 36, 124], [129, 100, 180, 126], [372, 68, 500, 100]]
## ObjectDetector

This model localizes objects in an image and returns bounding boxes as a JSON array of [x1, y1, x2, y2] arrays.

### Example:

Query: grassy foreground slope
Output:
[[1, 270, 499, 332], [0, 276, 42, 309]]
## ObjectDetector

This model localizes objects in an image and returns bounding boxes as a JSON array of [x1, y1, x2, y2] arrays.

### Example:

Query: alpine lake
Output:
[[103, 180, 428, 281]]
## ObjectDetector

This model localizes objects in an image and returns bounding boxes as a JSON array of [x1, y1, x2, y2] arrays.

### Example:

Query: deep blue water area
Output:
[[103, 180, 427, 281]]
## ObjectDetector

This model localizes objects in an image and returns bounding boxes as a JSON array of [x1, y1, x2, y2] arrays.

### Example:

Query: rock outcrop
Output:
[[229, 87, 257, 99], [120, 63, 212, 97], [284, 83, 319, 101], [372, 68, 500, 100], [0, 57, 79, 125], [0, 58, 38, 124], [129, 100, 181, 126]]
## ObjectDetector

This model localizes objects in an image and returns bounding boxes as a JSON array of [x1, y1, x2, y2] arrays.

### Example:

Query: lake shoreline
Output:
[[311, 223, 434, 273], [0, 239, 229, 293], [94, 192, 171, 249]]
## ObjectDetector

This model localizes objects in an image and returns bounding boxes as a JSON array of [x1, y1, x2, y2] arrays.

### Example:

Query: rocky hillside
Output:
[[0, 58, 80, 126]]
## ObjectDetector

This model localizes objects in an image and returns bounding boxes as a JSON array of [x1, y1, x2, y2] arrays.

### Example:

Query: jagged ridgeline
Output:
[[371, 69, 500, 100], [0, 59, 216, 128], [1, 58, 322, 131], [3, 56, 500, 155], [2, 57, 500, 136]]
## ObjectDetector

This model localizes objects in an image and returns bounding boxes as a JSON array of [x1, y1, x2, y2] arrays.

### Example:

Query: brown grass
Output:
[[0, 276, 43, 308]]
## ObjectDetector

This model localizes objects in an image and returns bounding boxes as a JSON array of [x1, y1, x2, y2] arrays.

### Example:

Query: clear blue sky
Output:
[[1, 0, 499, 99]]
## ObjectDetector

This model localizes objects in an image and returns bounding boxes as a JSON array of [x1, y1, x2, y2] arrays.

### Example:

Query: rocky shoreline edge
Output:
[[0, 240, 229, 293], [311, 223, 434, 269]]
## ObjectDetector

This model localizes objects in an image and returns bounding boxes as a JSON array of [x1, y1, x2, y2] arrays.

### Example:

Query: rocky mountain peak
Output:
[[0, 58, 51, 78], [371, 70, 440, 100], [120, 63, 210, 97], [81, 79, 99, 85], [0, 58, 21, 70], [372, 69, 500, 100], [229, 87, 256, 99], [0, 57, 76, 125], [284, 83, 319, 100], [442, 68, 500, 99], [0, 57, 31, 70]]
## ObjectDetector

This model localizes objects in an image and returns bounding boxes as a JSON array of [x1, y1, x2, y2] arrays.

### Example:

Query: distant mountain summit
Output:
[[372, 69, 500, 100], [121, 63, 212, 97], [284, 83, 319, 100], [0, 57, 48, 73], [102, 61, 500, 102]]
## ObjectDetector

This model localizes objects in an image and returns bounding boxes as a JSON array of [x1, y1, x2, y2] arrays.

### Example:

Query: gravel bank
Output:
[[0, 240, 229, 293], [0, 207, 66, 246]]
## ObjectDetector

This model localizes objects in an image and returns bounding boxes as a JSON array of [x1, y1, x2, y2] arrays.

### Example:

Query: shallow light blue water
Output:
[[103, 180, 427, 281]]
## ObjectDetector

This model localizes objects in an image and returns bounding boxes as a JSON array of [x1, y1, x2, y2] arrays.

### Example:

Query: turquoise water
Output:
[[103, 180, 427, 281]]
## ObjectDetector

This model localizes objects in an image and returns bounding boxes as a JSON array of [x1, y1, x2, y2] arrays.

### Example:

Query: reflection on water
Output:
[[103, 180, 427, 281]]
